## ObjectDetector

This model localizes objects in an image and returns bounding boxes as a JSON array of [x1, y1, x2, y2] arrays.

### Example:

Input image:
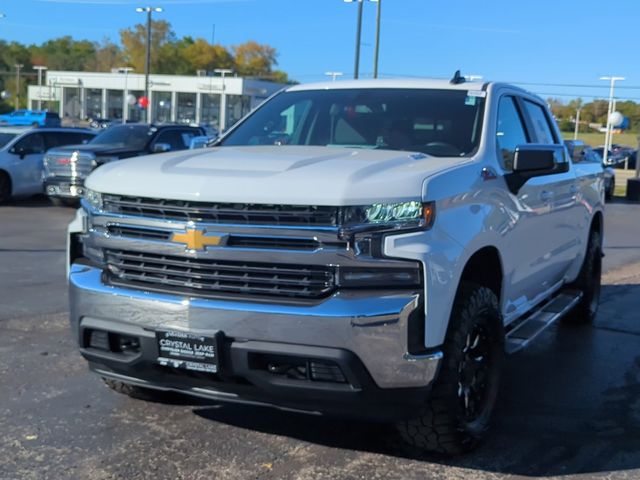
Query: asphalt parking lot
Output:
[[1, 197, 640, 480]]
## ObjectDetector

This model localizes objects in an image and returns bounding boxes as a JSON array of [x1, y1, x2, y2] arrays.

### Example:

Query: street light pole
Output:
[[600, 75, 624, 166], [14, 64, 23, 110], [119, 67, 134, 123], [214, 68, 233, 131], [373, 0, 381, 79], [33, 66, 48, 110], [136, 6, 163, 123], [353, 0, 363, 79], [574, 107, 581, 141]]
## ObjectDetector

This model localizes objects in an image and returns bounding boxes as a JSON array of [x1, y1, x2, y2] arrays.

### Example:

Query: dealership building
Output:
[[27, 70, 284, 130]]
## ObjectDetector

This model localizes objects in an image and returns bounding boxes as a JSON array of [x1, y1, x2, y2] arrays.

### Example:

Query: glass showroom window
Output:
[[86, 89, 103, 120], [200, 93, 220, 128], [177, 92, 196, 125], [126, 90, 143, 123], [152, 91, 172, 123], [226, 94, 251, 128], [107, 90, 123, 120], [63, 87, 81, 120]]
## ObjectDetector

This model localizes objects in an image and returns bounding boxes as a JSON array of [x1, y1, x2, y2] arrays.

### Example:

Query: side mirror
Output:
[[505, 144, 568, 194], [513, 146, 556, 173], [152, 143, 171, 153], [10, 147, 30, 159], [189, 136, 211, 149]]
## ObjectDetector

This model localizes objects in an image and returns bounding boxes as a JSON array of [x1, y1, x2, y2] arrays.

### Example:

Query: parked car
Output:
[[88, 118, 114, 130], [44, 123, 205, 205], [0, 110, 61, 127], [565, 140, 613, 199], [69, 78, 604, 454], [593, 146, 625, 167], [0, 127, 96, 203]]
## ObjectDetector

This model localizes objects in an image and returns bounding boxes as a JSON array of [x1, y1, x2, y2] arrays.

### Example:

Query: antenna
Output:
[[450, 70, 465, 85]]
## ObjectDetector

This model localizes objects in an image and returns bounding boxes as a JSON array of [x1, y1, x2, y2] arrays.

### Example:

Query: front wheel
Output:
[[0, 173, 11, 204], [397, 283, 504, 455], [563, 229, 602, 324], [605, 178, 615, 200]]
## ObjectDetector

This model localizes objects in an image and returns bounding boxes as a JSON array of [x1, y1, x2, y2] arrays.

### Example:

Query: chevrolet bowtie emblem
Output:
[[171, 227, 224, 251]]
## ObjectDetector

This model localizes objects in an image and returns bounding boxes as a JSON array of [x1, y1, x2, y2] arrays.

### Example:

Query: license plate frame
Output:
[[155, 330, 222, 374]]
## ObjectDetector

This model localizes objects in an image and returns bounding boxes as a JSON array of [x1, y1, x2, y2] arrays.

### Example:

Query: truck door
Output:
[[495, 96, 566, 313], [519, 99, 580, 281]]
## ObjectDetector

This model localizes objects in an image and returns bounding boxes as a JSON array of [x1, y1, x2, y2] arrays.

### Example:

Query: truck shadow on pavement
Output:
[[191, 282, 640, 478]]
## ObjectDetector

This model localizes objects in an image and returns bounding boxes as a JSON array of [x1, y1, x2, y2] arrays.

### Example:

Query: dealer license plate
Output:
[[156, 330, 221, 373]]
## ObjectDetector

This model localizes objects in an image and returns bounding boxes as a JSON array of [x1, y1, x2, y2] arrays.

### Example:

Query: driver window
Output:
[[14, 133, 45, 155], [496, 97, 528, 171]]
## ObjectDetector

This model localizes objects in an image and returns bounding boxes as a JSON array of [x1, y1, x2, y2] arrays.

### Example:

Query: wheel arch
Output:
[[0, 168, 13, 200], [457, 246, 504, 303], [591, 210, 604, 239]]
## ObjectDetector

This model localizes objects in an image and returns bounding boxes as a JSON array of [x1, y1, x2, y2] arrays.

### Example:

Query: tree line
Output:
[[0, 20, 290, 112], [548, 97, 640, 133]]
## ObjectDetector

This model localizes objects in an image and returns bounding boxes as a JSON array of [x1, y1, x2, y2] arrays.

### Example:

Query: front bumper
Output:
[[69, 264, 442, 418], [45, 177, 85, 198]]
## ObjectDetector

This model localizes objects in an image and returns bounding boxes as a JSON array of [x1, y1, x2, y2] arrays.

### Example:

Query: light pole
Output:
[[118, 67, 134, 123], [136, 6, 163, 123], [14, 64, 23, 110], [344, 0, 379, 79], [344, 0, 364, 79], [214, 68, 233, 131], [325, 71, 344, 82], [372, 0, 381, 79], [574, 107, 581, 141], [600, 75, 624, 165], [33, 66, 48, 110]]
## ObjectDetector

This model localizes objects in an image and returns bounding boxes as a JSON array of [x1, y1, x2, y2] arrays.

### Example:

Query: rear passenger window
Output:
[[523, 101, 556, 144], [496, 97, 528, 171]]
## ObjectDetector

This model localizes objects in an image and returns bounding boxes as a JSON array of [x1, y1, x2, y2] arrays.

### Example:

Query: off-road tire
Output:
[[563, 229, 602, 325], [102, 378, 167, 401], [0, 172, 11, 204], [397, 283, 504, 455], [605, 179, 614, 201]]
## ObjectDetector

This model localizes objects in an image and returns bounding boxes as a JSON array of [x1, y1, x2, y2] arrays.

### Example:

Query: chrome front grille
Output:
[[106, 225, 327, 251], [45, 153, 93, 178], [105, 249, 336, 300], [101, 194, 339, 226]]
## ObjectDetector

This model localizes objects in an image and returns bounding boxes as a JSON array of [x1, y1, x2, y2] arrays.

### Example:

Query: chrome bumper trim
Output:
[[70, 264, 441, 389]]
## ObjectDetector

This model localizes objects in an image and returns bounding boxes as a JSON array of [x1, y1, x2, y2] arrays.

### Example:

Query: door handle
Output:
[[540, 190, 554, 202]]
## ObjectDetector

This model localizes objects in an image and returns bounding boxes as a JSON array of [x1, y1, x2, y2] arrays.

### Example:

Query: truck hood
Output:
[[86, 146, 467, 205]]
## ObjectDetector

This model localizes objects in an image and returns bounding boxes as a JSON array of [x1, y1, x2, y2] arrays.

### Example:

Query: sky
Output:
[[1, 0, 640, 102]]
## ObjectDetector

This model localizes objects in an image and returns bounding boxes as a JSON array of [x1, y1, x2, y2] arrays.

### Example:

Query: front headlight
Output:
[[342, 201, 435, 231], [84, 188, 103, 211]]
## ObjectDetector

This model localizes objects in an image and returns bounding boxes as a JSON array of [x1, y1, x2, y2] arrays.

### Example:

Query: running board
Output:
[[505, 290, 583, 354]]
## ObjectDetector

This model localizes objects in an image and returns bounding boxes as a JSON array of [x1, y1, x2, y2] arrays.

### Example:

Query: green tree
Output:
[[182, 38, 234, 73], [31, 36, 96, 71], [92, 38, 125, 72], [233, 41, 278, 77], [120, 20, 176, 74]]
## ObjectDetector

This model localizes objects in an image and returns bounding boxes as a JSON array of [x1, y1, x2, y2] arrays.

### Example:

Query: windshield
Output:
[[0, 133, 18, 149], [89, 124, 152, 150], [220, 88, 485, 157]]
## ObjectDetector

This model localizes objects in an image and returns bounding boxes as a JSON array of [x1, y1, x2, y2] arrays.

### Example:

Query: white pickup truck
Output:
[[67, 77, 604, 454]]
